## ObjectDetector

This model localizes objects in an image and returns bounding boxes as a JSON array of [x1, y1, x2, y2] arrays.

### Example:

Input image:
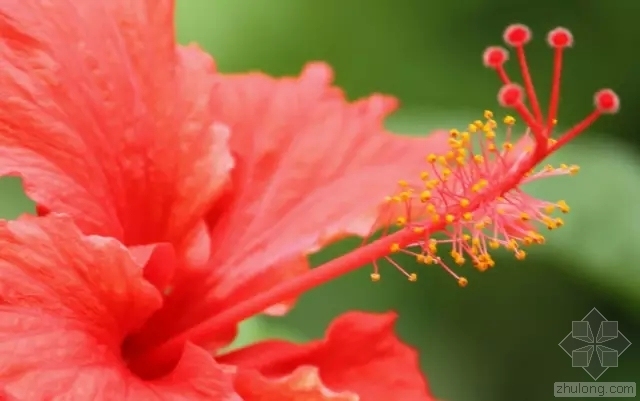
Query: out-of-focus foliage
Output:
[[0, 2, 637, 401]]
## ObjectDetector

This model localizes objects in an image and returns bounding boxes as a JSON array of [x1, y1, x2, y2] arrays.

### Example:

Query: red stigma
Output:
[[594, 89, 620, 114], [498, 84, 524, 107], [503, 24, 532, 47], [483, 46, 509, 68], [483, 24, 620, 146], [547, 27, 574, 48]]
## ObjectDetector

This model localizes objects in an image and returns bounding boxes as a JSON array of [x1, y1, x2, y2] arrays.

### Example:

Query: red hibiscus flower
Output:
[[0, 1, 619, 400], [0, 0, 442, 399]]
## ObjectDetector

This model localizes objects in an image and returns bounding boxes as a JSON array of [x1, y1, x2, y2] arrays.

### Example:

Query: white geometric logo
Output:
[[559, 308, 631, 380]]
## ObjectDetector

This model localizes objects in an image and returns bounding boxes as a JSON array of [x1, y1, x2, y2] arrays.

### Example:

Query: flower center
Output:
[[122, 23, 619, 381]]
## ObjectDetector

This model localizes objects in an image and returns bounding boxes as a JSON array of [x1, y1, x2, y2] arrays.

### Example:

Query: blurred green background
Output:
[[3, 1, 639, 400]]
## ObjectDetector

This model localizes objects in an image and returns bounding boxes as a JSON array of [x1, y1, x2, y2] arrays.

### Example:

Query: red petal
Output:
[[0, 214, 239, 400], [0, 1, 232, 250], [206, 63, 449, 313], [234, 366, 358, 401], [129, 243, 177, 291], [219, 311, 435, 401]]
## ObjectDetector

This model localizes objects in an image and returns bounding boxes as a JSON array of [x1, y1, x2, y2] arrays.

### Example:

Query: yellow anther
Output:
[[445, 150, 456, 160], [560, 163, 568, 169], [450, 250, 461, 258], [437, 156, 448, 166], [425, 179, 439, 189], [468, 124, 478, 133], [548, 138, 557, 147], [462, 212, 473, 221], [455, 156, 465, 165], [392, 196, 401, 202], [413, 226, 425, 234], [473, 155, 484, 163], [462, 234, 471, 241], [398, 179, 409, 187], [520, 212, 530, 221], [408, 273, 418, 282], [457, 148, 467, 157], [487, 143, 496, 151], [424, 255, 434, 264], [370, 273, 381, 282], [416, 254, 425, 263], [544, 204, 555, 214], [399, 191, 412, 201], [449, 129, 460, 138], [523, 236, 533, 245], [428, 239, 437, 253], [420, 171, 430, 180], [544, 164, 554, 172], [426, 203, 436, 213], [471, 237, 481, 247], [426, 154, 437, 163], [460, 198, 470, 208], [485, 130, 496, 140], [497, 208, 505, 215], [458, 277, 469, 287], [473, 120, 484, 128], [445, 214, 455, 223], [503, 115, 516, 125], [484, 110, 493, 119], [552, 119, 558, 125], [448, 138, 462, 148], [569, 165, 580, 175], [432, 213, 440, 223], [390, 243, 400, 252], [502, 142, 513, 150], [420, 190, 432, 203], [515, 250, 527, 260], [454, 256, 465, 265], [555, 218, 564, 227], [461, 132, 470, 142], [442, 168, 452, 178], [556, 200, 570, 213], [474, 222, 486, 230], [396, 216, 407, 226]]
